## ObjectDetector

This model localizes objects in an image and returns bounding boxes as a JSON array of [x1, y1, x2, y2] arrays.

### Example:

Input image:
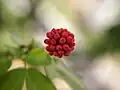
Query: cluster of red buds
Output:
[[44, 28, 75, 58]]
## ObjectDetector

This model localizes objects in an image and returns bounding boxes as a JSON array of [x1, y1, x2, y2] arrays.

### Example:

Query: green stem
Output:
[[57, 64, 85, 88], [44, 66, 49, 78], [23, 58, 27, 69], [25, 59, 27, 69]]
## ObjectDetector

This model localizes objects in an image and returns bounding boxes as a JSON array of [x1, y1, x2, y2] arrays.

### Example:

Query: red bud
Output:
[[59, 37, 66, 44]]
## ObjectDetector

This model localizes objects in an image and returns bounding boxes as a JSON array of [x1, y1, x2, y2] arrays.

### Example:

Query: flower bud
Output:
[[44, 28, 75, 58], [59, 37, 66, 44]]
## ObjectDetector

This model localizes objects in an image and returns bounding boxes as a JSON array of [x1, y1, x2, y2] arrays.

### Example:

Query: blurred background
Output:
[[1, 0, 120, 90]]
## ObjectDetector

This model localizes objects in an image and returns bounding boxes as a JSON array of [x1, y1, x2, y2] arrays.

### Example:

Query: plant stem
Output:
[[25, 59, 27, 69], [57, 63, 85, 88], [44, 66, 49, 78]]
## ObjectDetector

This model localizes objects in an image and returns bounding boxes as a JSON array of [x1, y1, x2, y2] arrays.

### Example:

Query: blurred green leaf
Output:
[[27, 48, 51, 66], [11, 28, 35, 46], [0, 56, 11, 71], [85, 24, 120, 58], [0, 68, 26, 90], [26, 68, 56, 90], [44, 57, 59, 79], [57, 64, 85, 90], [85, 35, 107, 58], [0, 55, 12, 78], [1, 0, 29, 27], [1, 0, 19, 26], [0, 31, 18, 52], [106, 24, 120, 52]]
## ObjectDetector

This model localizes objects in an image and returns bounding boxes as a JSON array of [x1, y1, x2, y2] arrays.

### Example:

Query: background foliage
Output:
[[0, 0, 120, 90]]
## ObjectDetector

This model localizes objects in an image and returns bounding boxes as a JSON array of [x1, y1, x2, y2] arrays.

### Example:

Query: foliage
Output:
[[84, 24, 120, 59], [0, 0, 86, 90], [27, 48, 52, 66], [0, 37, 57, 90]]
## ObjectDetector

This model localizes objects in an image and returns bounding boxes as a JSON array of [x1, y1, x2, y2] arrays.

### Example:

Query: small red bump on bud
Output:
[[53, 52, 58, 56], [46, 45, 55, 52], [60, 28, 64, 30], [63, 29, 67, 32], [73, 39, 75, 42], [58, 51, 64, 58], [51, 39, 56, 45], [69, 47, 74, 51], [69, 42, 75, 47], [51, 31, 56, 36], [50, 45, 55, 51], [49, 52, 53, 55], [64, 51, 71, 56], [69, 33, 74, 38], [52, 28, 55, 31], [72, 43, 75, 46], [46, 46, 51, 51], [52, 29, 58, 33], [58, 51, 64, 55], [44, 39, 51, 45], [56, 45, 62, 51], [46, 32, 53, 39], [67, 36, 73, 44], [62, 31, 68, 38], [54, 33, 60, 40], [51, 29, 56, 35], [56, 29, 60, 31], [59, 37, 66, 44], [58, 29, 62, 33], [60, 28, 65, 33], [63, 44, 70, 51]]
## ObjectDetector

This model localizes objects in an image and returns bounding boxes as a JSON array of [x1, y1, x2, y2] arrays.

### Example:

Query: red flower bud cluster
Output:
[[44, 28, 75, 58]]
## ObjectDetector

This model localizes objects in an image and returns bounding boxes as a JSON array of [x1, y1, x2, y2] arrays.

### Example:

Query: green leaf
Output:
[[106, 24, 120, 52], [0, 31, 18, 52], [26, 68, 56, 90], [0, 55, 12, 77], [0, 68, 26, 90], [86, 36, 107, 58], [11, 29, 34, 46], [27, 48, 51, 66], [0, 56, 11, 70]]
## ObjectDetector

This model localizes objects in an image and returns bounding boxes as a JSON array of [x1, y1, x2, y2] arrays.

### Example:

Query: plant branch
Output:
[[44, 66, 49, 78]]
